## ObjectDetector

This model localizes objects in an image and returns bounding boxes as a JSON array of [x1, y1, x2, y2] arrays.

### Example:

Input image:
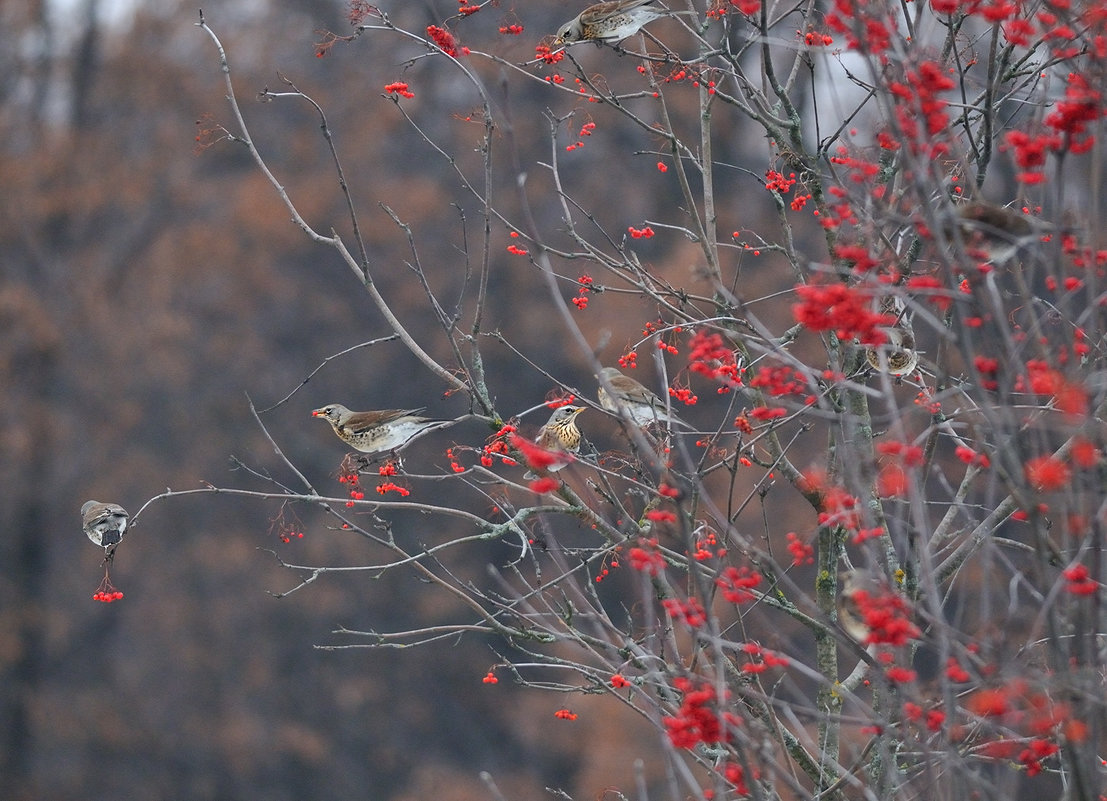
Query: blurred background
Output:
[[1, 1, 829, 798]]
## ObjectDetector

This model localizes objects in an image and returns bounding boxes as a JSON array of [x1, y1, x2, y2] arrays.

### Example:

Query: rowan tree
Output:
[[148, 1, 1107, 798]]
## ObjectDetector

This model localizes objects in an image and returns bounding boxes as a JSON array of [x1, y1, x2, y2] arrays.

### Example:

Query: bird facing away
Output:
[[836, 570, 887, 643], [597, 367, 681, 427], [555, 0, 689, 44], [82, 501, 129, 555], [946, 201, 1046, 264], [311, 404, 453, 454], [525, 405, 587, 477]]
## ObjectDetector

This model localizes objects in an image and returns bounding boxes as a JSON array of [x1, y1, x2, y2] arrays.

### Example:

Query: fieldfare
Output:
[[524, 405, 586, 478], [554, 0, 692, 44], [946, 201, 1048, 264], [864, 295, 919, 377], [82, 500, 129, 559], [311, 404, 454, 455], [597, 367, 683, 427]]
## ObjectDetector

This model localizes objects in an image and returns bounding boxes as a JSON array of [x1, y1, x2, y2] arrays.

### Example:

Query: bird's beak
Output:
[[572, 407, 586, 416], [311, 409, 323, 417]]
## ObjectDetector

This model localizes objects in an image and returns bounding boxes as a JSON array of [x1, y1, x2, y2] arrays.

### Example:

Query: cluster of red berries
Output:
[[571, 275, 593, 310], [740, 642, 790, 674], [534, 43, 565, 65], [691, 528, 725, 562], [383, 82, 414, 99], [765, 169, 797, 194], [785, 532, 814, 566], [565, 121, 596, 152], [668, 385, 698, 406], [338, 472, 366, 507], [716, 566, 761, 604], [93, 574, 123, 603], [447, 425, 520, 473], [426, 25, 461, 57], [663, 597, 707, 628], [663, 677, 737, 748], [593, 550, 621, 583], [482, 425, 517, 468], [628, 538, 665, 575], [802, 29, 833, 46]]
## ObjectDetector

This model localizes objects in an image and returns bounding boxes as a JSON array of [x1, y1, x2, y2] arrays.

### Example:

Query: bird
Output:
[[864, 328, 919, 376], [554, 0, 693, 44], [836, 570, 892, 643], [311, 404, 454, 455], [597, 367, 682, 427], [945, 201, 1049, 264], [525, 405, 586, 478], [864, 294, 919, 376], [81, 501, 129, 559], [836, 571, 876, 643]]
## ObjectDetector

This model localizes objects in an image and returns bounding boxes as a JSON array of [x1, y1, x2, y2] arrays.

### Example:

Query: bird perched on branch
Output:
[[835, 570, 920, 647], [523, 405, 586, 478], [945, 201, 1051, 264], [311, 404, 454, 456], [836, 571, 880, 643], [81, 500, 129, 562], [864, 294, 919, 377], [597, 367, 684, 427], [554, 0, 694, 44]]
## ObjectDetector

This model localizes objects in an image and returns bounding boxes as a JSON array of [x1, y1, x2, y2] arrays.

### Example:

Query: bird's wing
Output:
[[344, 408, 427, 431], [627, 387, 666, 407], [84, 502, 127, 527], [535, 425, 556, 450], [582, 0, 657, 24]]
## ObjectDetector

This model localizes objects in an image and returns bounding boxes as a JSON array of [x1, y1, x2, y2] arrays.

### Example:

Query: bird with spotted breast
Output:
[[864, 294, 919, 377], [82, 500, 129, 562], [524, 405, 587, 478], [312, 404, 454, 457], [597, 367, 686, 427], [554, 0, 695, 45]]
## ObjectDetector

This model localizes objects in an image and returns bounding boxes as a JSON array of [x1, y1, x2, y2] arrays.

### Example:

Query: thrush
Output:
[[864, 294, 919, 376], [945, 201, 1048, 264], [597, 367, 683, 427], [82, 500, 129, 559], [836, 570, 890, 643], [865, 328, 919, 376], [524, 405, 586, 478], [554, 0, 693, 44], [311, 404, 453, 455]]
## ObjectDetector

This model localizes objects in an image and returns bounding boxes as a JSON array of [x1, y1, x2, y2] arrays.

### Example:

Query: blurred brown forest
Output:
[[0, 1, 813, 799]]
